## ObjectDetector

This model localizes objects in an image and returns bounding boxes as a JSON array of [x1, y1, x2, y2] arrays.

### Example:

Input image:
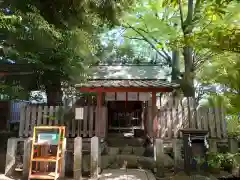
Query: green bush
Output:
[[207, 152, 240, 172]]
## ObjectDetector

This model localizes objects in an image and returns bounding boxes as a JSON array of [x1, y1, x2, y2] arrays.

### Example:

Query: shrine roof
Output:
[[89, 65, 170, 79], [75, 79, 179, 89]]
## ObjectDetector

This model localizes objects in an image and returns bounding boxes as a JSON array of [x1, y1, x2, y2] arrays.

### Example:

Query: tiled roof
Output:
[[75, 79, 180, 88], [90, 65, 170, 79]]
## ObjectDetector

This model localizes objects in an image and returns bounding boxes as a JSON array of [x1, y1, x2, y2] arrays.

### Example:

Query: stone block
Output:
[[121, 146, 133, 154], [137, 156, 156, 170], [101, 155, 116, 169], [117, 155, 139, 168], [108, 147, 119, 155], [132, 147, 145, 156], [228, 138, 238, 153]]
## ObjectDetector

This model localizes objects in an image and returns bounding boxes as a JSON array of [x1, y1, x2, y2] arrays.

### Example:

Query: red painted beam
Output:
[[0, 72, 8, 76], [79, 87, 173, 93]]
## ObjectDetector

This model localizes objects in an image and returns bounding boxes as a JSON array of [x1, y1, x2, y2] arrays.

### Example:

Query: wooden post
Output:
[[23, 138, 32, 180], [19, 105, 25, 137], [74, 137, 82, 180], [91, 136, 100, 179], [155, 138, 164, 178], [152, 92, 159, 138], [150, 92, 156, 137]]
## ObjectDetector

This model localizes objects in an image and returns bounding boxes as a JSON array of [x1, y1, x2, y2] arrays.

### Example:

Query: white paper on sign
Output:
[[128, 92, 138, 101], [117, 92, 126, 101], [139, 92, 150, 101], [75, 107, 84, 120], [105, 92, 116, 101]]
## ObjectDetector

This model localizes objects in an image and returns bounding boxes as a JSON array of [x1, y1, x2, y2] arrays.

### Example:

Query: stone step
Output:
[[106, 137, 145, 147], [82, 154, 174, 172]]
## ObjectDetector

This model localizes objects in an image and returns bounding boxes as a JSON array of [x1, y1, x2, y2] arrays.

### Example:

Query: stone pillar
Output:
[[172, 139, 183, 172], [74, 137, 82, 180], [229, 138, 239, 177], [91, 136, 100, 179], [23, 138, 32, 180], [155, 138, 164, 178], [60, 138, 67, 178], [228, 138, 238, 153], [5, 138, 17, 176], [209, 139, 217, 152]]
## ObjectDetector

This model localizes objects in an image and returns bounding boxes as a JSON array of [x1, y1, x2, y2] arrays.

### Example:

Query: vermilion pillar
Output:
[[96, 91, 102, 137]]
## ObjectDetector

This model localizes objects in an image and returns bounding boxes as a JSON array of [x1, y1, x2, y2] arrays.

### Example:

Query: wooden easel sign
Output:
[[37, 133, 59, 145]]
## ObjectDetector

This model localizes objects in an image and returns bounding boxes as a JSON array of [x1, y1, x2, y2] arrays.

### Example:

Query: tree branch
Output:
[[182, 0, 194, 34], [136, 27, 172, 61], [123, 36, 144, 41], [194, 0, 201, 16], [178, 0, 184, 31], [194, 50, 216, 70], [123, 24, 172, 66], [185, 0, 194, 25]]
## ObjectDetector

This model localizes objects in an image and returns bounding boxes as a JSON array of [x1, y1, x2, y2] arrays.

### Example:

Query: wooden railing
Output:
[[19, 97, 228, 140], [154, 97, 227, 139], [19, 105, 107, 138]]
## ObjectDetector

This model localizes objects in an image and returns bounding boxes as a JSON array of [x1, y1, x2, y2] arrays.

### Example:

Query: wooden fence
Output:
[[19, 97, 228, 139], [156, 97, 227, 139], [18, 105, 107, 138]]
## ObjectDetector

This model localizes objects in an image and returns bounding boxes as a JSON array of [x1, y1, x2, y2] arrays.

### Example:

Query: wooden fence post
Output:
[[19, 105, 25, 137], [91, 136, 100, 179], [155, 138, 164, 178], [74, 137, 82, 180]]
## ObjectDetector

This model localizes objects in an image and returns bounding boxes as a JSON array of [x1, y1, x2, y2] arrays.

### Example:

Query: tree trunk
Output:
[[171, 50, 180, 82], [179, 0, 195, 97], [182, 46, 195, 97], [45, 79, 63, 106]]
